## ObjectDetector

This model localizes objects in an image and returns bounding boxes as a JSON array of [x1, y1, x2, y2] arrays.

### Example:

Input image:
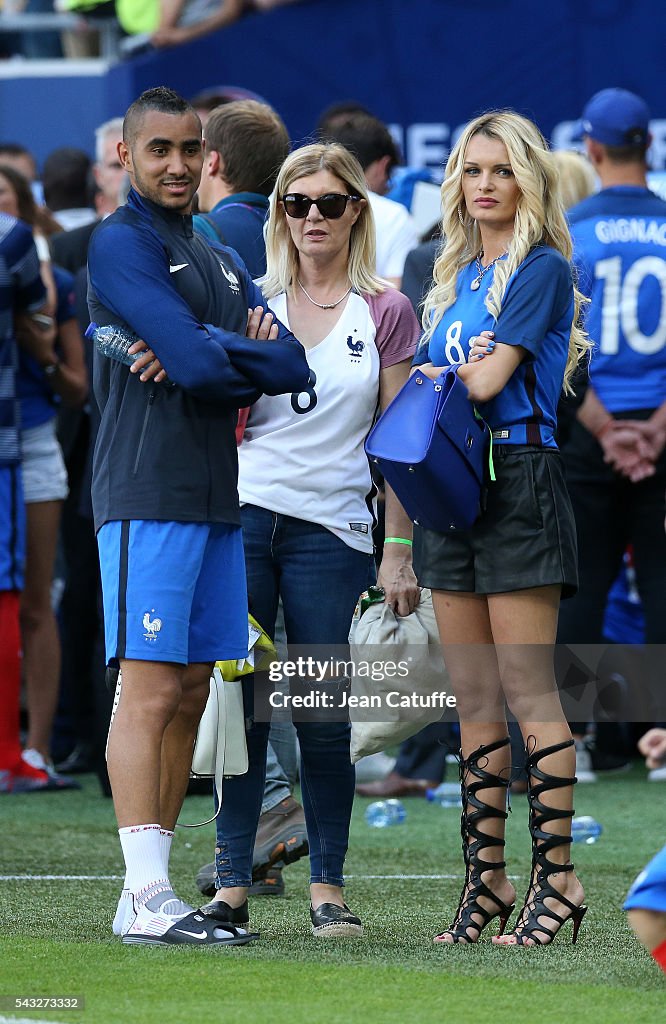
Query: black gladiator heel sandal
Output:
[[434, 736, 515, 944], [510, 738, 587, 946]]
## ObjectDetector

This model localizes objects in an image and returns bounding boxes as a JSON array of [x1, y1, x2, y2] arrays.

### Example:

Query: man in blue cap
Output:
[[576, 86, 651, 149], [557, 88, 666, 777]]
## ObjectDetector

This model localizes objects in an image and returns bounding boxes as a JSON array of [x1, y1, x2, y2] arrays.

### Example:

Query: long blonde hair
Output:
[[422, 110, 590, 392], [262, 142, 385, 300], [552, 149, 597, 210]]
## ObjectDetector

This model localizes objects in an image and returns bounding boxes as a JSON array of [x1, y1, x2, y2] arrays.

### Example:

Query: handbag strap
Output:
[[474, 408, 496, 481], [178, 675, 225, 829], [442, 363, 496, 483]]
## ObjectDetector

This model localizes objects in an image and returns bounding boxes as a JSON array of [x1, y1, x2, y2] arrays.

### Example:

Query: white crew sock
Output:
[[114, 825, 184, 936], [118, 823, 168, 895], [119, 826, 174, 888], [160, 828, 174, 877]]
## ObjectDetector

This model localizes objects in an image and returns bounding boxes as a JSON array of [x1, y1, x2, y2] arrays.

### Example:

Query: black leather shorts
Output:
[[413, 446, 578, 598]]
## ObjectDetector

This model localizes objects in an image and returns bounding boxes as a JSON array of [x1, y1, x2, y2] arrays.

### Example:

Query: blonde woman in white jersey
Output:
[[201, 143, 421, 937]]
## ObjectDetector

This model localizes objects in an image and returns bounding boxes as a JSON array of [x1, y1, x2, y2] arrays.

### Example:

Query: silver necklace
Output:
[[297, 277, 352, 309], [470, 251, 505, 291]]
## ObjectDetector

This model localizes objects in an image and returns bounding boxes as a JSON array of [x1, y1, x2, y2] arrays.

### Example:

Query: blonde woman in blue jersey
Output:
[[413, 110, 591, 946]]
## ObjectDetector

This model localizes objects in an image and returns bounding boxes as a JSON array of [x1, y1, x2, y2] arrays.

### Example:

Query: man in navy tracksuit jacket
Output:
[[87, 86, 309, 947]]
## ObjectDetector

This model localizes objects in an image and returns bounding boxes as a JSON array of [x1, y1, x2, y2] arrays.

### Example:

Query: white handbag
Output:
[[183, 615, 276, 826], [178, 668, 248, 828], [189, 668, 248, 788], [105, 666, 248, 829]]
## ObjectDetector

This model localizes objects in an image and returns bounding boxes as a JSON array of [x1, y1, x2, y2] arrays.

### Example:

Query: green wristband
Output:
[[384, 537, 413, 546]]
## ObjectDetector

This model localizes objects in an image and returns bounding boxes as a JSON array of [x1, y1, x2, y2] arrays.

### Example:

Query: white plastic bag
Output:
[[348, 589, 451, 763]]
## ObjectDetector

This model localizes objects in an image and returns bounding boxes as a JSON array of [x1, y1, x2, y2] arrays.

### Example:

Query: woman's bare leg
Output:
[[430, 591, 515, 942], [487, 587, 584, 945], [21, 499, 62, 760]]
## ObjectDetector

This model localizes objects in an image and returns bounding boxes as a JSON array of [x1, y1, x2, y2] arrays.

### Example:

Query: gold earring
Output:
[[458, 204, 465, 225]]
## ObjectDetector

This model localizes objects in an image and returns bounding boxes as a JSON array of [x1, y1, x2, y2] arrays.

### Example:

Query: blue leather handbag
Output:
[[365, 365, 491, 532]]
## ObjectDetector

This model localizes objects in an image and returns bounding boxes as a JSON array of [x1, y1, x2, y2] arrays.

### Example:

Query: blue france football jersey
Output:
[[624, 843, 666, 913], [415, 246, 573, 447], [569, 186, 666, 413]]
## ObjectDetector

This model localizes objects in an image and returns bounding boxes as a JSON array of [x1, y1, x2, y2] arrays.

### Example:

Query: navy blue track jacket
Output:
[[87, 189, 309, 532]]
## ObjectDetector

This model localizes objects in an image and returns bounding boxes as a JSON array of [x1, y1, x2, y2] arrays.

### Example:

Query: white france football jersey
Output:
[[238, 288, 419, 552], [369, 192, 419, 282]]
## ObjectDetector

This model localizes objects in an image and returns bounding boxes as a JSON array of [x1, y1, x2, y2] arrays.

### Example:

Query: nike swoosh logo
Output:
[[169, 263, 189, 274], [173, 928, 207, 939]]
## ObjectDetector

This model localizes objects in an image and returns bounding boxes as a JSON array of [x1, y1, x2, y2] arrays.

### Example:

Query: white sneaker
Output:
[[22, 748, 51, 773], [648, 765, 666, 782], [574, 739, 597, 783], [122, 895, 195, 939], [21, 749, 80, 789], [121, 899, 255, 946], [112, 889, 135, 936]]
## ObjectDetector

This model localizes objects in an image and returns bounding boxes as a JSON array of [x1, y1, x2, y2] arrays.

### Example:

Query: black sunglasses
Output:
[[281, 192, 361, 220]]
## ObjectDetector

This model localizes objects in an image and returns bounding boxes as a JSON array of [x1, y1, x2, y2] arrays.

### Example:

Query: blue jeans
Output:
[[262, 602, 299, 813], [215, 505, 375, 888]]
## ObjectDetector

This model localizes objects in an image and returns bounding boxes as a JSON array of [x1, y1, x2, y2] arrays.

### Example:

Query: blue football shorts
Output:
[[97, 519, 248, 665], [0, 465, 26, 592], [624, 843, 666, 913]]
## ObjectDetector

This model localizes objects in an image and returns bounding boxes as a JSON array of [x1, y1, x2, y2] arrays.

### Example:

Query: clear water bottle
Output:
[[571, 816, 603, 844], [364, 799, 406, 828], [425, 782, 463, 808], [86, 322, 141, 365]]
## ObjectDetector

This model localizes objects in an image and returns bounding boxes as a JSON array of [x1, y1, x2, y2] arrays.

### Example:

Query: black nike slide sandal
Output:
[[198, 899, 253, 930], [121, 910, 259, 946]]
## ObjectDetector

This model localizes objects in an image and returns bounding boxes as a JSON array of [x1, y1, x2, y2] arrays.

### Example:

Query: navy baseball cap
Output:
[[574, 88, 650, 146]]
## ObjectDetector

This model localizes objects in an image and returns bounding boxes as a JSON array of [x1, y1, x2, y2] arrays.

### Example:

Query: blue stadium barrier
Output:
[[1, 0, 665, 170]]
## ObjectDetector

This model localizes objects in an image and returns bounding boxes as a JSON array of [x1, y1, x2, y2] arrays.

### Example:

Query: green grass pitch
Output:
[[0, 765, 663, 1023]]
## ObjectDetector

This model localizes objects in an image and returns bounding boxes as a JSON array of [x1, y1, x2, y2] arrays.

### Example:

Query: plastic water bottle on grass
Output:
[[425, 782, 463, 808], [571, 816, 602, 844], [365, 799, 406, 828]]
